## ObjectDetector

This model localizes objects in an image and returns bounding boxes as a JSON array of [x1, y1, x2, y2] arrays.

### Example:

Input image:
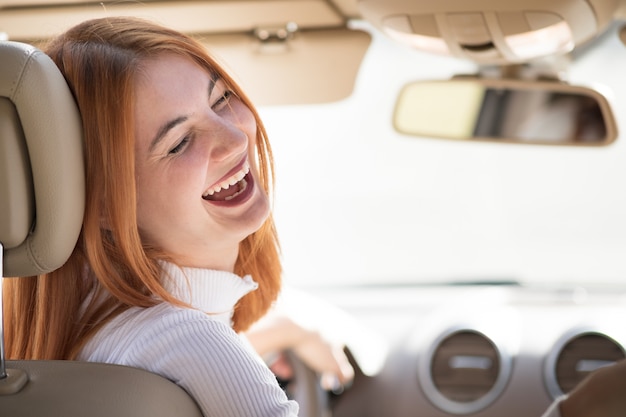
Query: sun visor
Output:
[[0, 0, 345, 40], [0, 0, 371, 105], [200, 28, 371, 105]]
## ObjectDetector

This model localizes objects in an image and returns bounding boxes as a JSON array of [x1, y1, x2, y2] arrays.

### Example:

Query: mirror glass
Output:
[[394, 79, 617, 145]]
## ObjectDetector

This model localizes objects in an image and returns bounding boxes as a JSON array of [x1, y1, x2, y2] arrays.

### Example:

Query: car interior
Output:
[[1, 0, 626, 416]]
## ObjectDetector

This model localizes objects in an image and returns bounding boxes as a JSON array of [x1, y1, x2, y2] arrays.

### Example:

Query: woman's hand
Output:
[[290, 325, 355, 391], [246, 313, 355, 391]]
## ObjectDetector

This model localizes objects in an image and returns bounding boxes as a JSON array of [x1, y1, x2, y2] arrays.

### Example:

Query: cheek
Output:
[[138, 165, 200, 206], [135, 132, 212, 209], [134, 163, 193, 224], [135, 171, 200, 241], [134, 171, 160, 230], [231, 103, 260, 165], [243, 112, 258, 143], [228, 100, 258, 143]]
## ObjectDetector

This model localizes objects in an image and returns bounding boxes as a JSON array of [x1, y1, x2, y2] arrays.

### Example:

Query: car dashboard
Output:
[[307, 284, 626, 417]]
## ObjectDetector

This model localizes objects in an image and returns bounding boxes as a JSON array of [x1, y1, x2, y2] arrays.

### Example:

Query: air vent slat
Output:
[[430, 330, 500, 403], [554, 333, 625, 394]]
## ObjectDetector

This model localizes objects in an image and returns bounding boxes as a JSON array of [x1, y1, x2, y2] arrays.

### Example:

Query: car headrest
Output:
[[0, 41, 84, 277]]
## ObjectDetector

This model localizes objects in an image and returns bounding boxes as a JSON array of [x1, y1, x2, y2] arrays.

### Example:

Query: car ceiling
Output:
[[2, 1, 626, 105]]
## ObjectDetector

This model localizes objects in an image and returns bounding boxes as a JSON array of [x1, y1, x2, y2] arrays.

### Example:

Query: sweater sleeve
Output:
[[119, 309, 299, 417]]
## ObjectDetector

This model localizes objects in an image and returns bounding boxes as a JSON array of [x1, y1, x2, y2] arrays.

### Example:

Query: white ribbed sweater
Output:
[[78, 262, 299, 417]]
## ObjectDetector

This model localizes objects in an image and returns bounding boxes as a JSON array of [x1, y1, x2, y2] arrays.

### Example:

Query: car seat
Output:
[[0, 40, 203, 417]]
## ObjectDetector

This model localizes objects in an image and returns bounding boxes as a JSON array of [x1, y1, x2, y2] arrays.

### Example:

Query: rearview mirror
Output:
[[394, 78, 617, 146]]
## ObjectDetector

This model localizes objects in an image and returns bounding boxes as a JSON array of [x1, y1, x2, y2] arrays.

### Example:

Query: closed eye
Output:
[[211, 90, 233, 111], [169, 135, 191, 155]]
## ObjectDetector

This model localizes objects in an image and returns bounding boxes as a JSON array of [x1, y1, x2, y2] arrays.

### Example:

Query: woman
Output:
[[2, 16, 342, 416]]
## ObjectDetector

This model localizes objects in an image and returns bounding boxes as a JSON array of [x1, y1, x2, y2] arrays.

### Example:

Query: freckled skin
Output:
[[133, 53, 270, 272]]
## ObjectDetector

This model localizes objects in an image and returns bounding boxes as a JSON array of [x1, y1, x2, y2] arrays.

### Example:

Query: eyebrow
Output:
[[148, 74, 220, 152]]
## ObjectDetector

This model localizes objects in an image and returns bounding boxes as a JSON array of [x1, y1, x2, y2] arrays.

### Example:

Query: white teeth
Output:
[[224, 178, 248, 201], [204, 162, 250, 197]]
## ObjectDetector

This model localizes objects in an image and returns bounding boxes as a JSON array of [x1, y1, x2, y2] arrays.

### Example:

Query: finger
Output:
[[321, 372, 347, 394], [333, 346, 355, 384]]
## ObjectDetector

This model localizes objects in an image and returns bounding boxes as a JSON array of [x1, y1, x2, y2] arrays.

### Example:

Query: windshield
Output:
[[261, 23, 626, 288]]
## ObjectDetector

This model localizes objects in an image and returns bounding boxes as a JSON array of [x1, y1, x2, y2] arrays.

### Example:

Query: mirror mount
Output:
[[466, 53, 574, 83]]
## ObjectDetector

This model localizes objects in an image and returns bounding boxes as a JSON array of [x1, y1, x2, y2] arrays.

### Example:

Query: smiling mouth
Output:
[[203, 162, 250, 202]]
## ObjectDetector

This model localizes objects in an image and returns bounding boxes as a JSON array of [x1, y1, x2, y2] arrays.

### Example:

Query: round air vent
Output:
[[419, 328, 512, 414], [545, 330, 625, 398], [432, 330, 500, 401]]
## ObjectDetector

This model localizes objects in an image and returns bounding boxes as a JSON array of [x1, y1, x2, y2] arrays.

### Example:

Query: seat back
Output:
[[0, 41, 203, 417], [2, 360, 204, 417]]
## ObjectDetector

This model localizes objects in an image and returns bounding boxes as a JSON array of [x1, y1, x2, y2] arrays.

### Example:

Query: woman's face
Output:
[[133, 53, 270, 271]]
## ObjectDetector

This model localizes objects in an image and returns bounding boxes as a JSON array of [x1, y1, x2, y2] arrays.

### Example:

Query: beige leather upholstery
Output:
[[0, 41, 84, 277], [0, 41, 203, 416], [2, 360, 203, 417]]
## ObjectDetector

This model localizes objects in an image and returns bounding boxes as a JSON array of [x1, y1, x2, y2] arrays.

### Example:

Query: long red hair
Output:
[[3, 16, 281, 360]]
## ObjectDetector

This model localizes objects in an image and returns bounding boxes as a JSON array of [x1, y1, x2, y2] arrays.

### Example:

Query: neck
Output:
[[173, 247, 238, 273]]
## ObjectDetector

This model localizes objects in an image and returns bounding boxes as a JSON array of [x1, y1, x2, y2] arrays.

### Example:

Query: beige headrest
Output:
[[0, 41, 84, 277]]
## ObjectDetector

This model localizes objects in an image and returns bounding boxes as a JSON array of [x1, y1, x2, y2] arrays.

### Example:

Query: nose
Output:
[[205, 115, 250, 163]]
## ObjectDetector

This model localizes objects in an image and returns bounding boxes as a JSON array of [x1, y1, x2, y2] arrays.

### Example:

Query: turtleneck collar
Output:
[[160, 261, 258, 326]]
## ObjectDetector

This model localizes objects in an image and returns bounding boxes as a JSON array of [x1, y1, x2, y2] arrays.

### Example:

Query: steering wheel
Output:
[[281, 351, 331, 417]]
